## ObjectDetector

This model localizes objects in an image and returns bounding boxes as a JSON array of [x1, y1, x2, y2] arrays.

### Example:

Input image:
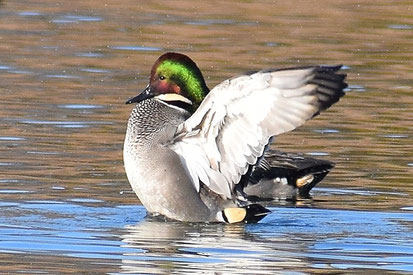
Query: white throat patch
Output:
[[155, 93, 193, 105]]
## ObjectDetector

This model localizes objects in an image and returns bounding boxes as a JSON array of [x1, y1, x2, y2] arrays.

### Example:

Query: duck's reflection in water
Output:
[[120, 217, 311, 274]]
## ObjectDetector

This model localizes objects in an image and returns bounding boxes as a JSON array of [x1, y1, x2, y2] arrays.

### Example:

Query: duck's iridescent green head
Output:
[[126, 52, 209, 112]]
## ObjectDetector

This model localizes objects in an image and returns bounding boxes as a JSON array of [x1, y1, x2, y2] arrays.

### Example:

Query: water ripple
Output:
[[0, 136, 26, 141], [45, 74, 81, 79], [347, 84, 366, 92], [0, 65, 12, 70], [18, 11, 42, 16], [58, 104, 104, 109], [313, 128, 340, 134], [0, 202, 412, 273], [79, 68, 110, 73], [110, 45, 163, 52], [388, 24, 412, 30], [76, 52, 104, 58], [51, 15, 103, 24], [305, 152, 329, 156], [19, 119, 112, 128]]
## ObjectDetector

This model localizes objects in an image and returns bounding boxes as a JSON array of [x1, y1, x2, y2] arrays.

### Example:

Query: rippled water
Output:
[[1, 0, 413, 273]]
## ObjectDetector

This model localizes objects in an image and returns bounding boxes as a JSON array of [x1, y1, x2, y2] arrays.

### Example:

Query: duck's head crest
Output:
[[126, 52, 209, 112]]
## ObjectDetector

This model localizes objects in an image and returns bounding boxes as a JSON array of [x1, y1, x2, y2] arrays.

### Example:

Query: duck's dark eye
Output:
[[159, 75, 165, 80]]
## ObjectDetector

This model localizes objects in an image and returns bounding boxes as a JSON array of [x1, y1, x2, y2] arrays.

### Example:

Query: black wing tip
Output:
[[316, 64, 344, 71], [311, 65, 348, 112]]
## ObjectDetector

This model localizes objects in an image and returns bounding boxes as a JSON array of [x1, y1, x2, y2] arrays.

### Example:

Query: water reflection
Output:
[[121, 218, 309, 274], [120, 207, 413, 274], [0, 200, 412, 273]]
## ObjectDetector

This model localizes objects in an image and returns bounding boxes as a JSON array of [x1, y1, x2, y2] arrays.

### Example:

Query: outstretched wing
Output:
[[169, 66, 347, 198]]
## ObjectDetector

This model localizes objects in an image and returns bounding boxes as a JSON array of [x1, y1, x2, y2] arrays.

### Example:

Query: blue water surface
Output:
[[0, 200, 412, 274]]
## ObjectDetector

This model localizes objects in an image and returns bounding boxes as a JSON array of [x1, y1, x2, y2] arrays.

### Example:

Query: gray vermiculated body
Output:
[[123, 98, 213, 222]]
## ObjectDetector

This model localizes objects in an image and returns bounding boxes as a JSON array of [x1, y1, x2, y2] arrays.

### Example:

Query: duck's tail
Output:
[[220, 204, 271, 223]]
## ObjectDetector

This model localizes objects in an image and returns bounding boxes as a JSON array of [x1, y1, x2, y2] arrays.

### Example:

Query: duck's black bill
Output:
[[125, 85, 154, 104]]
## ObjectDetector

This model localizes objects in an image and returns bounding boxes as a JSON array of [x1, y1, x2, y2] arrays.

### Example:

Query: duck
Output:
[[123, 52, 347, 223]]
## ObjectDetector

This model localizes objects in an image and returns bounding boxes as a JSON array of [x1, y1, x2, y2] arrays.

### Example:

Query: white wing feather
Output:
[[169, 67, 344, 199]]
